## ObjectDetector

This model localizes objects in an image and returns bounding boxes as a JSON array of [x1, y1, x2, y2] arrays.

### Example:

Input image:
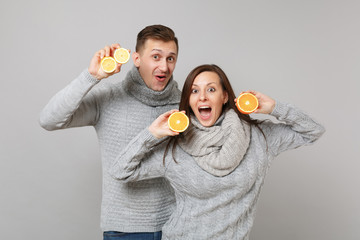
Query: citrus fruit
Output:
[[114, 48, 130, 64], [101, 57, 117, 73], [236, 93, 259, 114], [168, 112, 189, 133]]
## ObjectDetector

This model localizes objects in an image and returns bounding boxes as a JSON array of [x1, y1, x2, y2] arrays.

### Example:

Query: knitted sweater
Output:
[[39, 67, 181, 232], [110, 102, 325, 239]]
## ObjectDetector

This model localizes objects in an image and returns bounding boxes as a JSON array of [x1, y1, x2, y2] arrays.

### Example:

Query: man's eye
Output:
[[168, 57, 175, 62], [153, 55, 159, 60]]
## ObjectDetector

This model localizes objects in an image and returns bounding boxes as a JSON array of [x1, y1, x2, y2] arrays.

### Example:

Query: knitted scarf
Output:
[[123, 66, 181, 106], [178, 109, 251, 177]]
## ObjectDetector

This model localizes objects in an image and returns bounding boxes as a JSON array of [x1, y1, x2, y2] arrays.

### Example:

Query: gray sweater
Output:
[[39, 67, 181, 232], [110, 102, 325, 239]]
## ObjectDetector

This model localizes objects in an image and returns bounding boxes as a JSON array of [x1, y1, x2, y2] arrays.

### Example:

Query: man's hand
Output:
[[88, 43, 123, 80]]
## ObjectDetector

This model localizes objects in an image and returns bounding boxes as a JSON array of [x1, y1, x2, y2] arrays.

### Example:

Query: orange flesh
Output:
[[168, 112, 189, 132]]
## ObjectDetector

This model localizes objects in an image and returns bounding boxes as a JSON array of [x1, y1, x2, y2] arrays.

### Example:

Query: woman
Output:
[[109, 64, 325, 239]]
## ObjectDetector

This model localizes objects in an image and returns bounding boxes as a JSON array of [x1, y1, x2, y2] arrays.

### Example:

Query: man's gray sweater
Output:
[[39, 66, 181, 232]]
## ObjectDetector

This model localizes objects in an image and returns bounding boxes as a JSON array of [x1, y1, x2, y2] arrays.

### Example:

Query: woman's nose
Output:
[[199, 91, 207, 101]]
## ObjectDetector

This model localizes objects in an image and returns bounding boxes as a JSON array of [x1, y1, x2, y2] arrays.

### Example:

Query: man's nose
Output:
[[158, 59, 168, 72]]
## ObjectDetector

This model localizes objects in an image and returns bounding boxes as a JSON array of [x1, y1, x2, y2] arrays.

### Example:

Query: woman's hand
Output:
[[238, 90, 276, 114], [149, 109, 183, 139]]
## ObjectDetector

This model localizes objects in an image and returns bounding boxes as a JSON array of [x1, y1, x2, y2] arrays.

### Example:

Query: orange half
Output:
[[236, 93, 259, 114], [101, 57, 117, 73], [168, 112, 189, 132], [114, 48, 130, 64]]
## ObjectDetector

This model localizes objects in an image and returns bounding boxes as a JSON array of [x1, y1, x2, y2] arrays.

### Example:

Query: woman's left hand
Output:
[[239, 90, 276, 114]]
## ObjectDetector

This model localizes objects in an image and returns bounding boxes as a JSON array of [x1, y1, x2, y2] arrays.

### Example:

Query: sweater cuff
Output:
[[143, 128, 169, 150], [80, 69, 100, 85], [270, 101, 288, 119]]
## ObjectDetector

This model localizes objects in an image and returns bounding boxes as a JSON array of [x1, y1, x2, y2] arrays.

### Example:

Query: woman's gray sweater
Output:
[[110, 102, 325, 239]]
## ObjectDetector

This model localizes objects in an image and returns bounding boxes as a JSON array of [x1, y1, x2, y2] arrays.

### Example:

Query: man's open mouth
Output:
[[155, 75, 167, 81]]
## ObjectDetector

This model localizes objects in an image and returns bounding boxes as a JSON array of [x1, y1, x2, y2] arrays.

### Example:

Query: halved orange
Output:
[[236, 93, 259, 114], [168, 112, 189, 132], [114, 48, 130, 64], [101, 57, 117, 73]]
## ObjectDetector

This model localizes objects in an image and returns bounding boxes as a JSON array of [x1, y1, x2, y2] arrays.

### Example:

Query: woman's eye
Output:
[[191, 89, 198, 94], [208, 87, 215, 92]]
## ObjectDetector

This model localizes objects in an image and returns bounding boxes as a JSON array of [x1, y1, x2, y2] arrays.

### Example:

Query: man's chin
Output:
[[153, 82, 169, 91]]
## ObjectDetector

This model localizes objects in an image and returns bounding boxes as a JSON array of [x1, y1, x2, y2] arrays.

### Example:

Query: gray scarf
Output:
[[178, 109, 251, 177], [123, 66, 181, 106]]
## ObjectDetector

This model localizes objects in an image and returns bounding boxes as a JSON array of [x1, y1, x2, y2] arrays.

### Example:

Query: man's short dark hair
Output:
[[136, 24, 178, 53]]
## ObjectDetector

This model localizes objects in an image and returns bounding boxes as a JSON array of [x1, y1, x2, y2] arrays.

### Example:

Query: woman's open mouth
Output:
[[198, 106, 212, 120]]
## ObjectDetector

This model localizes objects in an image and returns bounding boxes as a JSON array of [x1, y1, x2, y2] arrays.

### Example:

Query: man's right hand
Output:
[[88, 43, 123, 80]]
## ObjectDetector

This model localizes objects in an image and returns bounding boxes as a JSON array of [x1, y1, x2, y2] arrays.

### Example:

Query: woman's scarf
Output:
[[179, 109, 251, 177]]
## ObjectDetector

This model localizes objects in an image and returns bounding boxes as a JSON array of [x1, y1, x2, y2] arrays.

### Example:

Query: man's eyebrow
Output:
[[151, 49, 177, 56]]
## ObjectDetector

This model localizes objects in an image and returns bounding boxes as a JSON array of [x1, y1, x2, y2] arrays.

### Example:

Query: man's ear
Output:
[[132, 52, 140, 67]]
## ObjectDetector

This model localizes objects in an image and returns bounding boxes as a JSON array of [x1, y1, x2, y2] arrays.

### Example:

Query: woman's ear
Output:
[[223, 92, 229, 104], [132, 52, 140, 67]]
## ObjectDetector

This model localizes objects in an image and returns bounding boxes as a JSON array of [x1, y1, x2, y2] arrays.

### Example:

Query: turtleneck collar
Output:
[[123, 66, 181, 107]]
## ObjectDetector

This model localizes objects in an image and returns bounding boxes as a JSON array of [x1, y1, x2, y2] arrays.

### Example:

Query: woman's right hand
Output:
[[149, 109, 182, 139]]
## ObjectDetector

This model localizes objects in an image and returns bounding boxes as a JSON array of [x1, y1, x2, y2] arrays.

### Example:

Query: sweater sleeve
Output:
[[39, 69, 101, 130], [109, 128, 168, 182], [261, 101, 325, 157]]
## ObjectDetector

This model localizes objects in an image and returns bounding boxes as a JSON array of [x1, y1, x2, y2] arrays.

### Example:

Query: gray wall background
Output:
[[1, 0, 359, 239]]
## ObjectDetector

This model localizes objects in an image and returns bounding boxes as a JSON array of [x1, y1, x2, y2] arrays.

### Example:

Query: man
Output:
[[39, 25, 181, 240]]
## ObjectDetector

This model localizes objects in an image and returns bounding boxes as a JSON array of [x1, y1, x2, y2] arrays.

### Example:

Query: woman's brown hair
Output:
[[163, 64, 266, 164]]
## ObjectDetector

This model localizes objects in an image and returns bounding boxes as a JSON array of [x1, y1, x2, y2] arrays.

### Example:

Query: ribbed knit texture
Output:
[[110, 102, 325, 239], [178, 109, 250, 177], [39, 66, 181, 232]]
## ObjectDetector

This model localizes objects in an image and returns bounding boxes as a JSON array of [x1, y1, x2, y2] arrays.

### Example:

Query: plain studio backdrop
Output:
[[1, 0, 359, 239]]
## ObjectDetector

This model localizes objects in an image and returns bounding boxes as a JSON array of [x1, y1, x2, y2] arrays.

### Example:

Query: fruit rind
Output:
[[114, 48, 130, 64], [101, 57, 117, 73], [236, 93, 259, 114], [168, 112, 189, 133]]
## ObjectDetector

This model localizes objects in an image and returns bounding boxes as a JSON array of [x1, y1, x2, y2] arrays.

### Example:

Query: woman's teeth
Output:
[[199, 107, 211, 117]]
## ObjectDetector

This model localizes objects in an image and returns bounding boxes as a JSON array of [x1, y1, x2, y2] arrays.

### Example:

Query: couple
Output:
[[40, 24, 325, 240]]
